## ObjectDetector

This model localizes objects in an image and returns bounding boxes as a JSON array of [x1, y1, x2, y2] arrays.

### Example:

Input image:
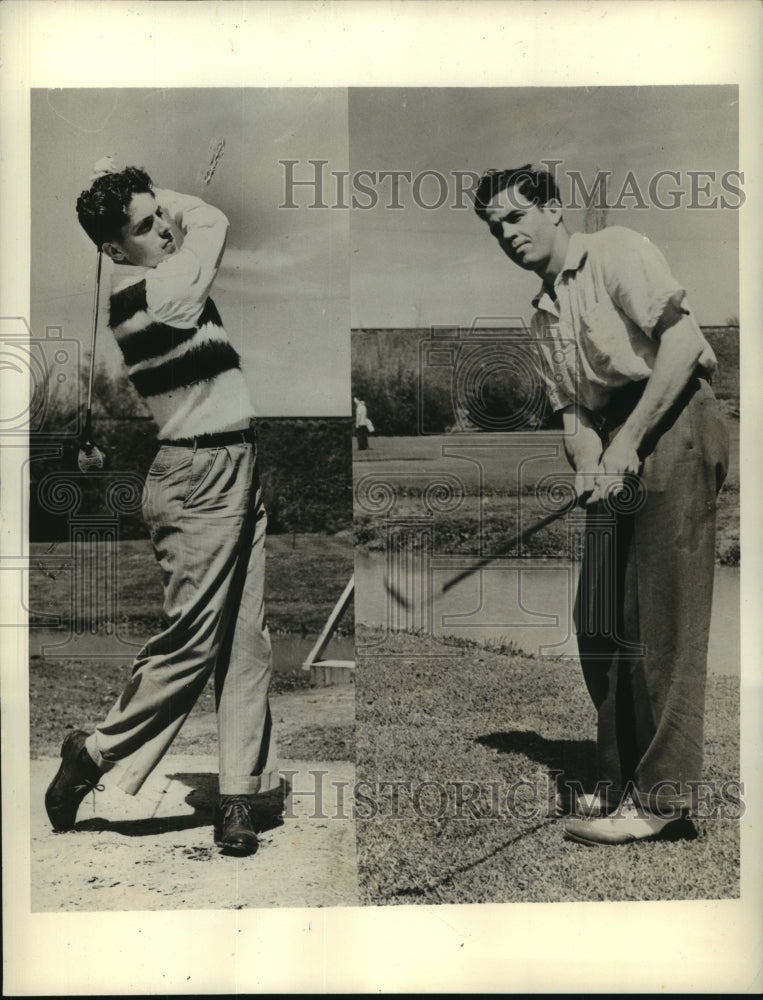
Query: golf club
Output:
[[385, 497, 577, 613], [77, 248, 107, 472]]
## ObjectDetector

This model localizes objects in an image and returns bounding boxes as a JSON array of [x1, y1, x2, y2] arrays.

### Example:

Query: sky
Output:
[[348, 86, 740, 328], [30, 86, 740, 419], [31, 88, 350, 417]]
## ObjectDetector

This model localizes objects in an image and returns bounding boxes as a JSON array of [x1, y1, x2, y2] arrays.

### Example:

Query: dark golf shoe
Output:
[[44, 730, 105, 832], [214, 795, 259, 856]]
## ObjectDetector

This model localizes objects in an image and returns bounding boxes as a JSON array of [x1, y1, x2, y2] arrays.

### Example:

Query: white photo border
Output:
[[1, 1, 761, 994]]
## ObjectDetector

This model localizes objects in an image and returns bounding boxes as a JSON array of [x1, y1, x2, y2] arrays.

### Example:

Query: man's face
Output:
[[483, 185, 561, 273], [106, 191, 176, 268]]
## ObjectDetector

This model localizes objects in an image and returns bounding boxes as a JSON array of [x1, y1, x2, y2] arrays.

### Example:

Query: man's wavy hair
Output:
[[76, 166, 154, 248], [473, 165, 561, 221]]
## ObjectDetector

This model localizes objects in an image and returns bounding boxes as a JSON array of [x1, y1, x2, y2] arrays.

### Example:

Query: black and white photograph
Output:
[[1, 1, 760, 996], [351, 86, 742, 905], [25, 87, 356, 910]]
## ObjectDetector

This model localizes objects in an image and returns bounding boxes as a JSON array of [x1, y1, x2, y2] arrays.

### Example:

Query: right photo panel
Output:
[[350, 87, 741, 905]]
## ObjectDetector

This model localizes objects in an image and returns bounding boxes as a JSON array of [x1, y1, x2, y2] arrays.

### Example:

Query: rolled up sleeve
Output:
[[599, 227, 689, 339]]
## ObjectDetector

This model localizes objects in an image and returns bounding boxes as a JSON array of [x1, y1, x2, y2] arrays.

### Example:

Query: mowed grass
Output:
[[355, 628, 740, 905], [28, 532, 354, 758], [353, 418, 740, 485], [28, 532, 354, 635], [29, 654, 356, 760], [354, 420, 740, 565]]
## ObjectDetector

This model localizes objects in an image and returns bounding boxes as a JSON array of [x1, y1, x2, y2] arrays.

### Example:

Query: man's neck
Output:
[[535, 226, 570, 288]]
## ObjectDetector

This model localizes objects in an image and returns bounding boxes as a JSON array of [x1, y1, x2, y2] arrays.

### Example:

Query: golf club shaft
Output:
[[86, 249, 103, 414], [440, 502, 574, 594]]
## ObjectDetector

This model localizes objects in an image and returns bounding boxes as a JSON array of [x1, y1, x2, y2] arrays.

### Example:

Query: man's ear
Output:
[[102, 241, 128, 264], [543, 199, 564, 225]]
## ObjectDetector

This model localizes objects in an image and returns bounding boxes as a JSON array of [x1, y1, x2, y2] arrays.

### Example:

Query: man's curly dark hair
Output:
[[473, 164, 561, 220], [76, 166, 154, 247]]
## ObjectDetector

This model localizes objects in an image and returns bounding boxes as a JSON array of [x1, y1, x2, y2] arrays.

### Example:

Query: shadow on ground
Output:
[[477, 730, 598, 788], [74, 775, 289, 837]]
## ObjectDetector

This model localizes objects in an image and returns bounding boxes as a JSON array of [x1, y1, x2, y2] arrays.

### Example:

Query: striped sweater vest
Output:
[[108, 278, 255, 441]]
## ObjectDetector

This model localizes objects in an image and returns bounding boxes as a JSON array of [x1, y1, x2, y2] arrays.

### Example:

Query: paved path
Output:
[[31, 688, 358, 911]]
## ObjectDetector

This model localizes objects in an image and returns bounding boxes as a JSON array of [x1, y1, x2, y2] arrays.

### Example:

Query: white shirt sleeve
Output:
[[144, 188, 230, 328], [597, 226, 688, 338], [596, 226, 717, 373]]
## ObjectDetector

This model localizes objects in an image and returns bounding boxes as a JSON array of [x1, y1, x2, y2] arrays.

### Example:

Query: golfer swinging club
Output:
[[473, 165, 729, 845], [45, 159, 272, 856]]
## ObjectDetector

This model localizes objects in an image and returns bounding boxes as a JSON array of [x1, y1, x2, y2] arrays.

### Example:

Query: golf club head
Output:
[[77, 443, 107, 472]]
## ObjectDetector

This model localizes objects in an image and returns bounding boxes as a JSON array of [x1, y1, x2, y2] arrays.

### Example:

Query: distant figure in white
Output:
[[354, 396, 374, 451]]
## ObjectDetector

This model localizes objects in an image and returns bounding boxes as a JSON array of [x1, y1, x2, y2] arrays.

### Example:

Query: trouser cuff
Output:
[[219, 768, 280, 797], [84, 733, 116, 773], [631, 784, 691, 818]]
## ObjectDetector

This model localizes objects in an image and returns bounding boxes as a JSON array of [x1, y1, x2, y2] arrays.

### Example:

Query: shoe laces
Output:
[[73, 778, 105, 810], [72, 773, 105, 793], [220, 796, 252, 825]]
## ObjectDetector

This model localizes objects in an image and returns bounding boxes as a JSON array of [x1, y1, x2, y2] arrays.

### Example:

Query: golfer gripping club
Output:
[[77, 247, 107, 472], [385, 494, 578, 613]]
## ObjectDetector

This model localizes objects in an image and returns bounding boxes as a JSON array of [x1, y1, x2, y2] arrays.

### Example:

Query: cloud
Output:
[[214, 213, 348, 300], [223, 246, 298, 274]]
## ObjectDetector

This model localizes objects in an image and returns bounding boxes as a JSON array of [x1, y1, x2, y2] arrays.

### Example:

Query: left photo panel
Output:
[[26, 88, 356, 910]]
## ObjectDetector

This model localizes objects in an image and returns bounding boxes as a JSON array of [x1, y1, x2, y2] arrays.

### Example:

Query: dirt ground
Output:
[[31, 685, 358, 911]]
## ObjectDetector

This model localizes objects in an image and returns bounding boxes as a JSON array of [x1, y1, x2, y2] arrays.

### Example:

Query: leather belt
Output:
[[159, 426, 255, 449], [600, 364, 710, 435]]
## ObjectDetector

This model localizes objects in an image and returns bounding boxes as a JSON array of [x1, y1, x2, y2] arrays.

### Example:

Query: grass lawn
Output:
[[355, 628, 740, 905], [354, 422, 740, 566], [29, 532, 353, 756], [28, 532, 355, 758], [353, 419, 740, 487], [29, 531, 354, 635], [28, 653, 357, 760]]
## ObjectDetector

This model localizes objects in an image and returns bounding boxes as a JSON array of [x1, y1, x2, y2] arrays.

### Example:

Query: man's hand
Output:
[[589, 431, 641, 505], [561, 405, 604, 507], [574, 469, 598, 507]]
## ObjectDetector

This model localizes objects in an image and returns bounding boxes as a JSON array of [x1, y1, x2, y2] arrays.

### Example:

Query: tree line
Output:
[[29, 365, 352, 542], [351, 326, 739, 437]]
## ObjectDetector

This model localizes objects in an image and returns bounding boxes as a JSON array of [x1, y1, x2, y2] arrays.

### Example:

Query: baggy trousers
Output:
[[85, 438, 272, 796], [573, 373, 729, 814]]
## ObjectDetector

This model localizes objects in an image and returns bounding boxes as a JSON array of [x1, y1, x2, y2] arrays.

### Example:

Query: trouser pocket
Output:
[[183, 448, 220, 507], [688, 381, 730, 494]]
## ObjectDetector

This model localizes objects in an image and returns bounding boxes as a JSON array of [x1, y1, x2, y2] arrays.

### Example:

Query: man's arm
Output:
[[561, 404, 604, 503], [145, 188, 230, 328], [588, 227, 708, 502], [594, 315, 703, 497]]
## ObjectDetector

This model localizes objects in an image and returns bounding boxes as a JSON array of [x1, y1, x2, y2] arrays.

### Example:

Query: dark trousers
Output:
[[356, 426, 369, 450], [574, 374, 729, 813]]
